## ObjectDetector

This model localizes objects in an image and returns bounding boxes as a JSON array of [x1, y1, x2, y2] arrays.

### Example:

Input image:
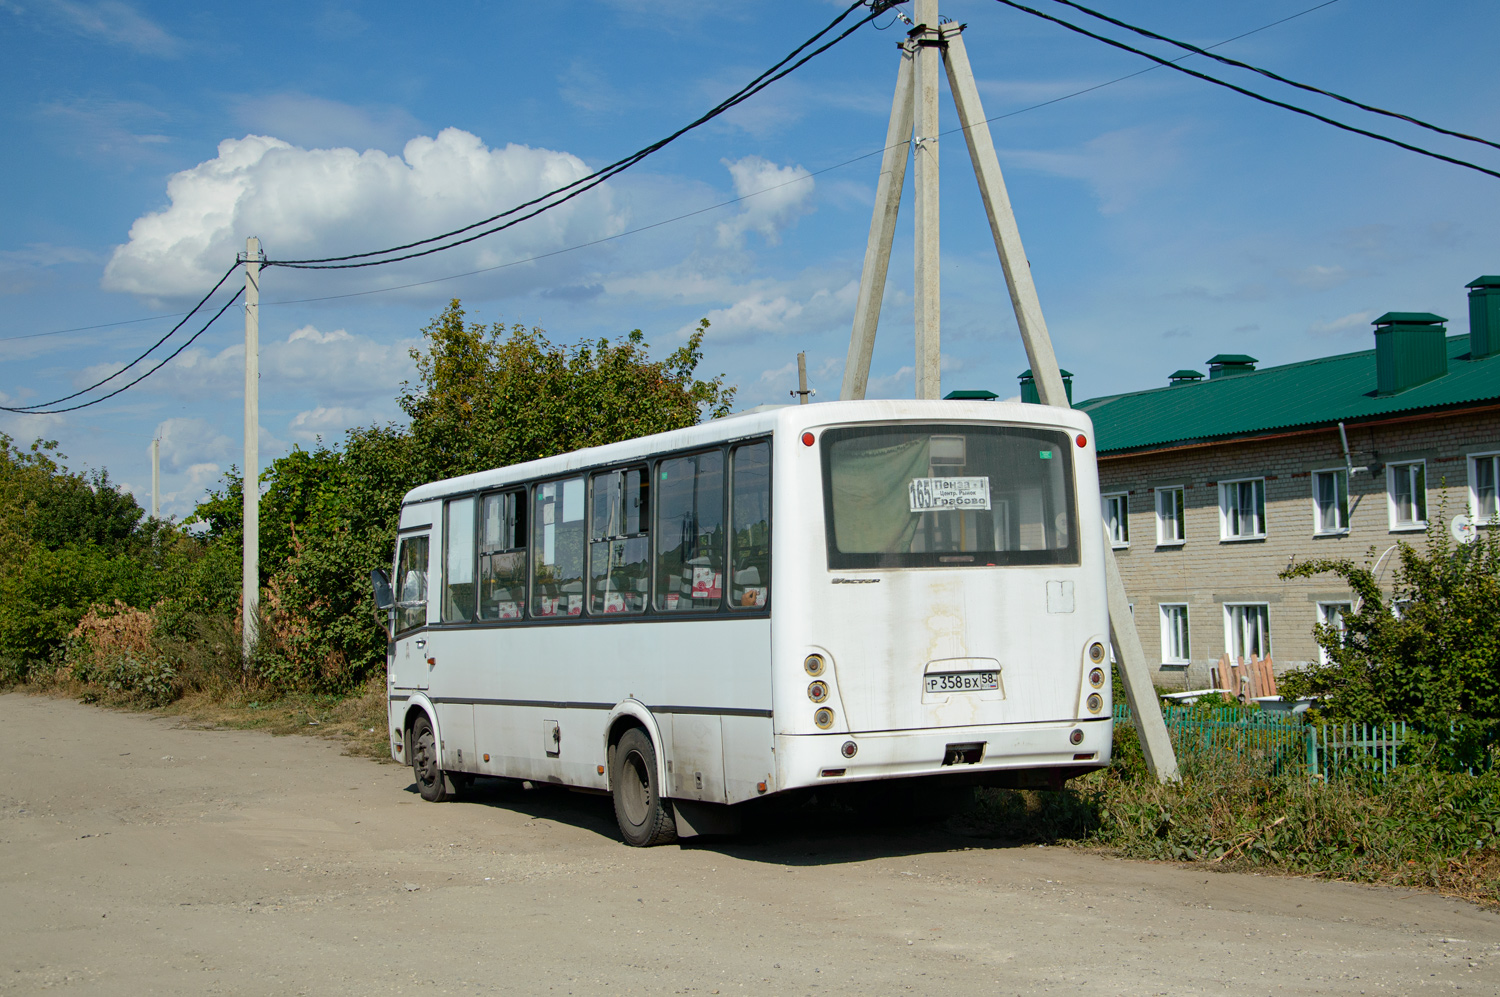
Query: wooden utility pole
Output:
[[794, 351, 811, 404], [838, 4, 1179, 782], [241, 236, 261, 666]]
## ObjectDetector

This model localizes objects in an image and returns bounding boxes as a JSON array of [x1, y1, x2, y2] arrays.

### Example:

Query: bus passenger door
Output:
[[390, 532, 432, 692]]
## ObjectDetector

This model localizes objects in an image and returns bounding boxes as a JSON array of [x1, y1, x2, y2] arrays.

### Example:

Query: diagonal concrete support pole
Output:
[[841, 41, 914, 402], [943, 26, 1179, 782]]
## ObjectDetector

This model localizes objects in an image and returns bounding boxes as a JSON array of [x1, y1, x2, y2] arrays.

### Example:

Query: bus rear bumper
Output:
[[776, 717, 1112, 792]]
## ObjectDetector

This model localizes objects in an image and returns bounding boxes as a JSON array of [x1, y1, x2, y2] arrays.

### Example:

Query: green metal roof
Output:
[[1207, 354, 1257, 365], [1018, 368, 1074, 378], [1466, 276, 1500, 289], [1169, 369, 1204, 380], [1075, 333, 1500, 455], [944, 389, 999, 400], [1374, 311, 1446, 325]]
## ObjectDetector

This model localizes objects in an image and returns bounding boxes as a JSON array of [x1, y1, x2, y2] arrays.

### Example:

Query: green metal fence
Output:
[[1112, 705, 1414, 779]]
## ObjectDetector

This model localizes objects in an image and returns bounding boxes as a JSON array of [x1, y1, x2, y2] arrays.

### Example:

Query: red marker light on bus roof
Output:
[[1076, 434, 1087, 448], [802, 431, 815, 447]]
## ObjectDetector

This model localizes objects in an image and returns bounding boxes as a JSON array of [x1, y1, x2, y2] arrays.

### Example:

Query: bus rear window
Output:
[[821, 424, 1078, 569]]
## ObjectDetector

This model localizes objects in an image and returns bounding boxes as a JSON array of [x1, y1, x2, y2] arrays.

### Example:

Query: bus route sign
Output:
[[909, 476, 991, 513]]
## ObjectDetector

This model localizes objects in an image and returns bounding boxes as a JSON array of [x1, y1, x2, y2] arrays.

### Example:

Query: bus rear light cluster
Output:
[[808, 681, 829, 703], [1086, 693, 1103, 714], [804, 654, 826, 677], [1089, 667, 1105, 688], [814, 708, 835, 729], [841, 740, 858, 758], [1087, 642, 1106, 664]]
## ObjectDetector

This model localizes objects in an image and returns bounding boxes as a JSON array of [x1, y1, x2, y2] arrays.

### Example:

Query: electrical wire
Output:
[[1, 286, 244, 415], [268, 0, 880, 269], [1044, 0, 1500, 154], [992, 0, 1500, 183], [1, 261, 242, 412]]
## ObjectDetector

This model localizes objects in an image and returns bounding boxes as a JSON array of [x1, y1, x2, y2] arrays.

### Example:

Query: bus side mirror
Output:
[[371, 568, 395, 611]]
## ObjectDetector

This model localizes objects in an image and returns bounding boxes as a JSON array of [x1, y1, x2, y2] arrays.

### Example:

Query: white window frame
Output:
[[1218, 477, 1267, 541], [1102, 492, 1130, 548], [1155, 485, 1186, 546], [1159, 603, 1190, 665], [1386, 460, 1428, 532], [1223, 602, 1271, 662], [1315, 601, 1351, 665], [1468, 451, 1500, 526], [1310, 468, 1350, 536]]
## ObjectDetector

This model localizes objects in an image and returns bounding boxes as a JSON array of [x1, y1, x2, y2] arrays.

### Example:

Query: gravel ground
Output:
[[1, 692, 1496, 996]]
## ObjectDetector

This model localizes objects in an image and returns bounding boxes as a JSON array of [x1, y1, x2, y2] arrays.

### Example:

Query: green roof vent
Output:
[[1206, 354, 1258, 379], [1466, 276, 1500, 360], [1373, 312, 1448, 395], [943, 389, 999, 400], [1168, 368, 1204, 386], [1017, 369, 1073, 405]]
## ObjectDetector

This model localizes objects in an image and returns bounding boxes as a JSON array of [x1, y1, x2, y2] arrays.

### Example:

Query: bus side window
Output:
[[654, 450, 725, 612], [395, 534, 430, 633], [442, 497, 477, 622], [533, 477, 586, 618], [729, 442, 770, 609], [589, 467, 649, 615], [478, 490, 526, 620]]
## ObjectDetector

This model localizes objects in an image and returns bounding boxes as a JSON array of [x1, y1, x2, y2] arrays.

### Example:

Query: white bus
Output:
[[373, 399, 1112, 845]]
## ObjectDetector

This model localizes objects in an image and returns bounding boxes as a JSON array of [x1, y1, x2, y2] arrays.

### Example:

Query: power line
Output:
[[1, 286, 244, 415], [2, 262, 242, 413], [1044, 0, 1500, 154], [0, 311, 192, 344], [268, 0, 883, 270], [992, 0, 1500, 183]]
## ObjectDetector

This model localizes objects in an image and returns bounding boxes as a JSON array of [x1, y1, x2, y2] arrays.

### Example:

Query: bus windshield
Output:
[[822, 423, 1078, 569]]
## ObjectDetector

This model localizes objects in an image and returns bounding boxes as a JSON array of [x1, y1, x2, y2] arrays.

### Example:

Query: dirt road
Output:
[[1, 693, 1496, 995]]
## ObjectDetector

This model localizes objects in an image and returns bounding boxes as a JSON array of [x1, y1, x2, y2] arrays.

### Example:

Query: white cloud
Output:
[[715, 156, 815, 248], [1002, 126, 1184, 214], [1284, 264, 1354, 291], [48, 1, 181, 56], [1309, 309, 1378, 337], [102, 128, 627, 298], [155, 416, 232, 470], [228, 93, 422, 154], [684, 279, 858, 344]]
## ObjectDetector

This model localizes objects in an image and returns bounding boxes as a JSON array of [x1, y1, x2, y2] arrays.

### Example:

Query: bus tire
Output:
[[410, 714, 450, 803], [612, 727, 677, 847]]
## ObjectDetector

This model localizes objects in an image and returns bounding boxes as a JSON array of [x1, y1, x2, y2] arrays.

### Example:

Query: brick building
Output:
[[1071, 276, 1500, 688]]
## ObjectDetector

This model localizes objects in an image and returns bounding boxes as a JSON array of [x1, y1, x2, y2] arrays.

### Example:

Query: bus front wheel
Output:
[[612, 728, 677, 847], [411, 714, 451, 803]]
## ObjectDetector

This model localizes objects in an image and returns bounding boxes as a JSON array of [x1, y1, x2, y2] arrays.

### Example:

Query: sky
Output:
[[3, 0, 1499, 518]]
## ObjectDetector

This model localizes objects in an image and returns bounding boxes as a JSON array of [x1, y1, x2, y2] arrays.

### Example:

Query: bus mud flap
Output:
[[672, 799, 742, 839]]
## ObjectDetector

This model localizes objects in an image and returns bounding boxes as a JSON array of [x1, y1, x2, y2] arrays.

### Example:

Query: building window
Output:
[[1316, 602, 1351, 665], [1224, 603, 1271, 661], [1469, 452, 1500, 525], [1219, 478, 1266, 541], [1102, 493, 1129, 547], [1155, 486, 1185, 545], [1387, 460, 1427, 531], [1312, 469, 1349, 535], [1159, 603, 1190, 664]]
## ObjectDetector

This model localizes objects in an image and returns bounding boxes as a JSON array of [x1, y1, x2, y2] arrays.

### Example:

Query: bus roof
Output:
[[400, 398, 1095, 506]]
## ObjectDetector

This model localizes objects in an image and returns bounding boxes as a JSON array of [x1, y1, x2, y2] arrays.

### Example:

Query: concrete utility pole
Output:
[[837, 4, 1179, 782], [241, 236, 261, 667], [150, 438, 159, 519], [794, 351, 811, 404], [912, 0, 942, 400]]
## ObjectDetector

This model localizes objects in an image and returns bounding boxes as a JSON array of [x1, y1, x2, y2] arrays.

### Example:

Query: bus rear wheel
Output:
[[411, 714, 450, 803], [612, 728, 677, 847]]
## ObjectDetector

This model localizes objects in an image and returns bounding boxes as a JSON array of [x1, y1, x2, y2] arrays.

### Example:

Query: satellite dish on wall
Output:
[[1451, 515, 1477, 545]]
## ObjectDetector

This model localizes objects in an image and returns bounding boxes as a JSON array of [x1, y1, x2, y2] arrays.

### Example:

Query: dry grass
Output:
[[155, 673, 393, 760]]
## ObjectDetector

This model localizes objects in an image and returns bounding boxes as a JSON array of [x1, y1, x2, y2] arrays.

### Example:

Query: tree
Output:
[[1279, 523, 1500, 726]]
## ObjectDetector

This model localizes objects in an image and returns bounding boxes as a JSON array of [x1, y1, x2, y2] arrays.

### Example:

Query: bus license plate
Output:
[[925, 671, 999, 694]]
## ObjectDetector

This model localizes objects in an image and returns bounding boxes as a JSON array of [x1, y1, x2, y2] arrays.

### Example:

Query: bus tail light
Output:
[[808, 681, 829, 703], [1086, 693, 1103, 714], [804, 653, 825, 676], [1089, 667, 1105, 688], [814, 708, 835, 729], [841, 740, 858, 758], [1087, 642, 1106, 664], [1069, 729, 1085, 745]]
